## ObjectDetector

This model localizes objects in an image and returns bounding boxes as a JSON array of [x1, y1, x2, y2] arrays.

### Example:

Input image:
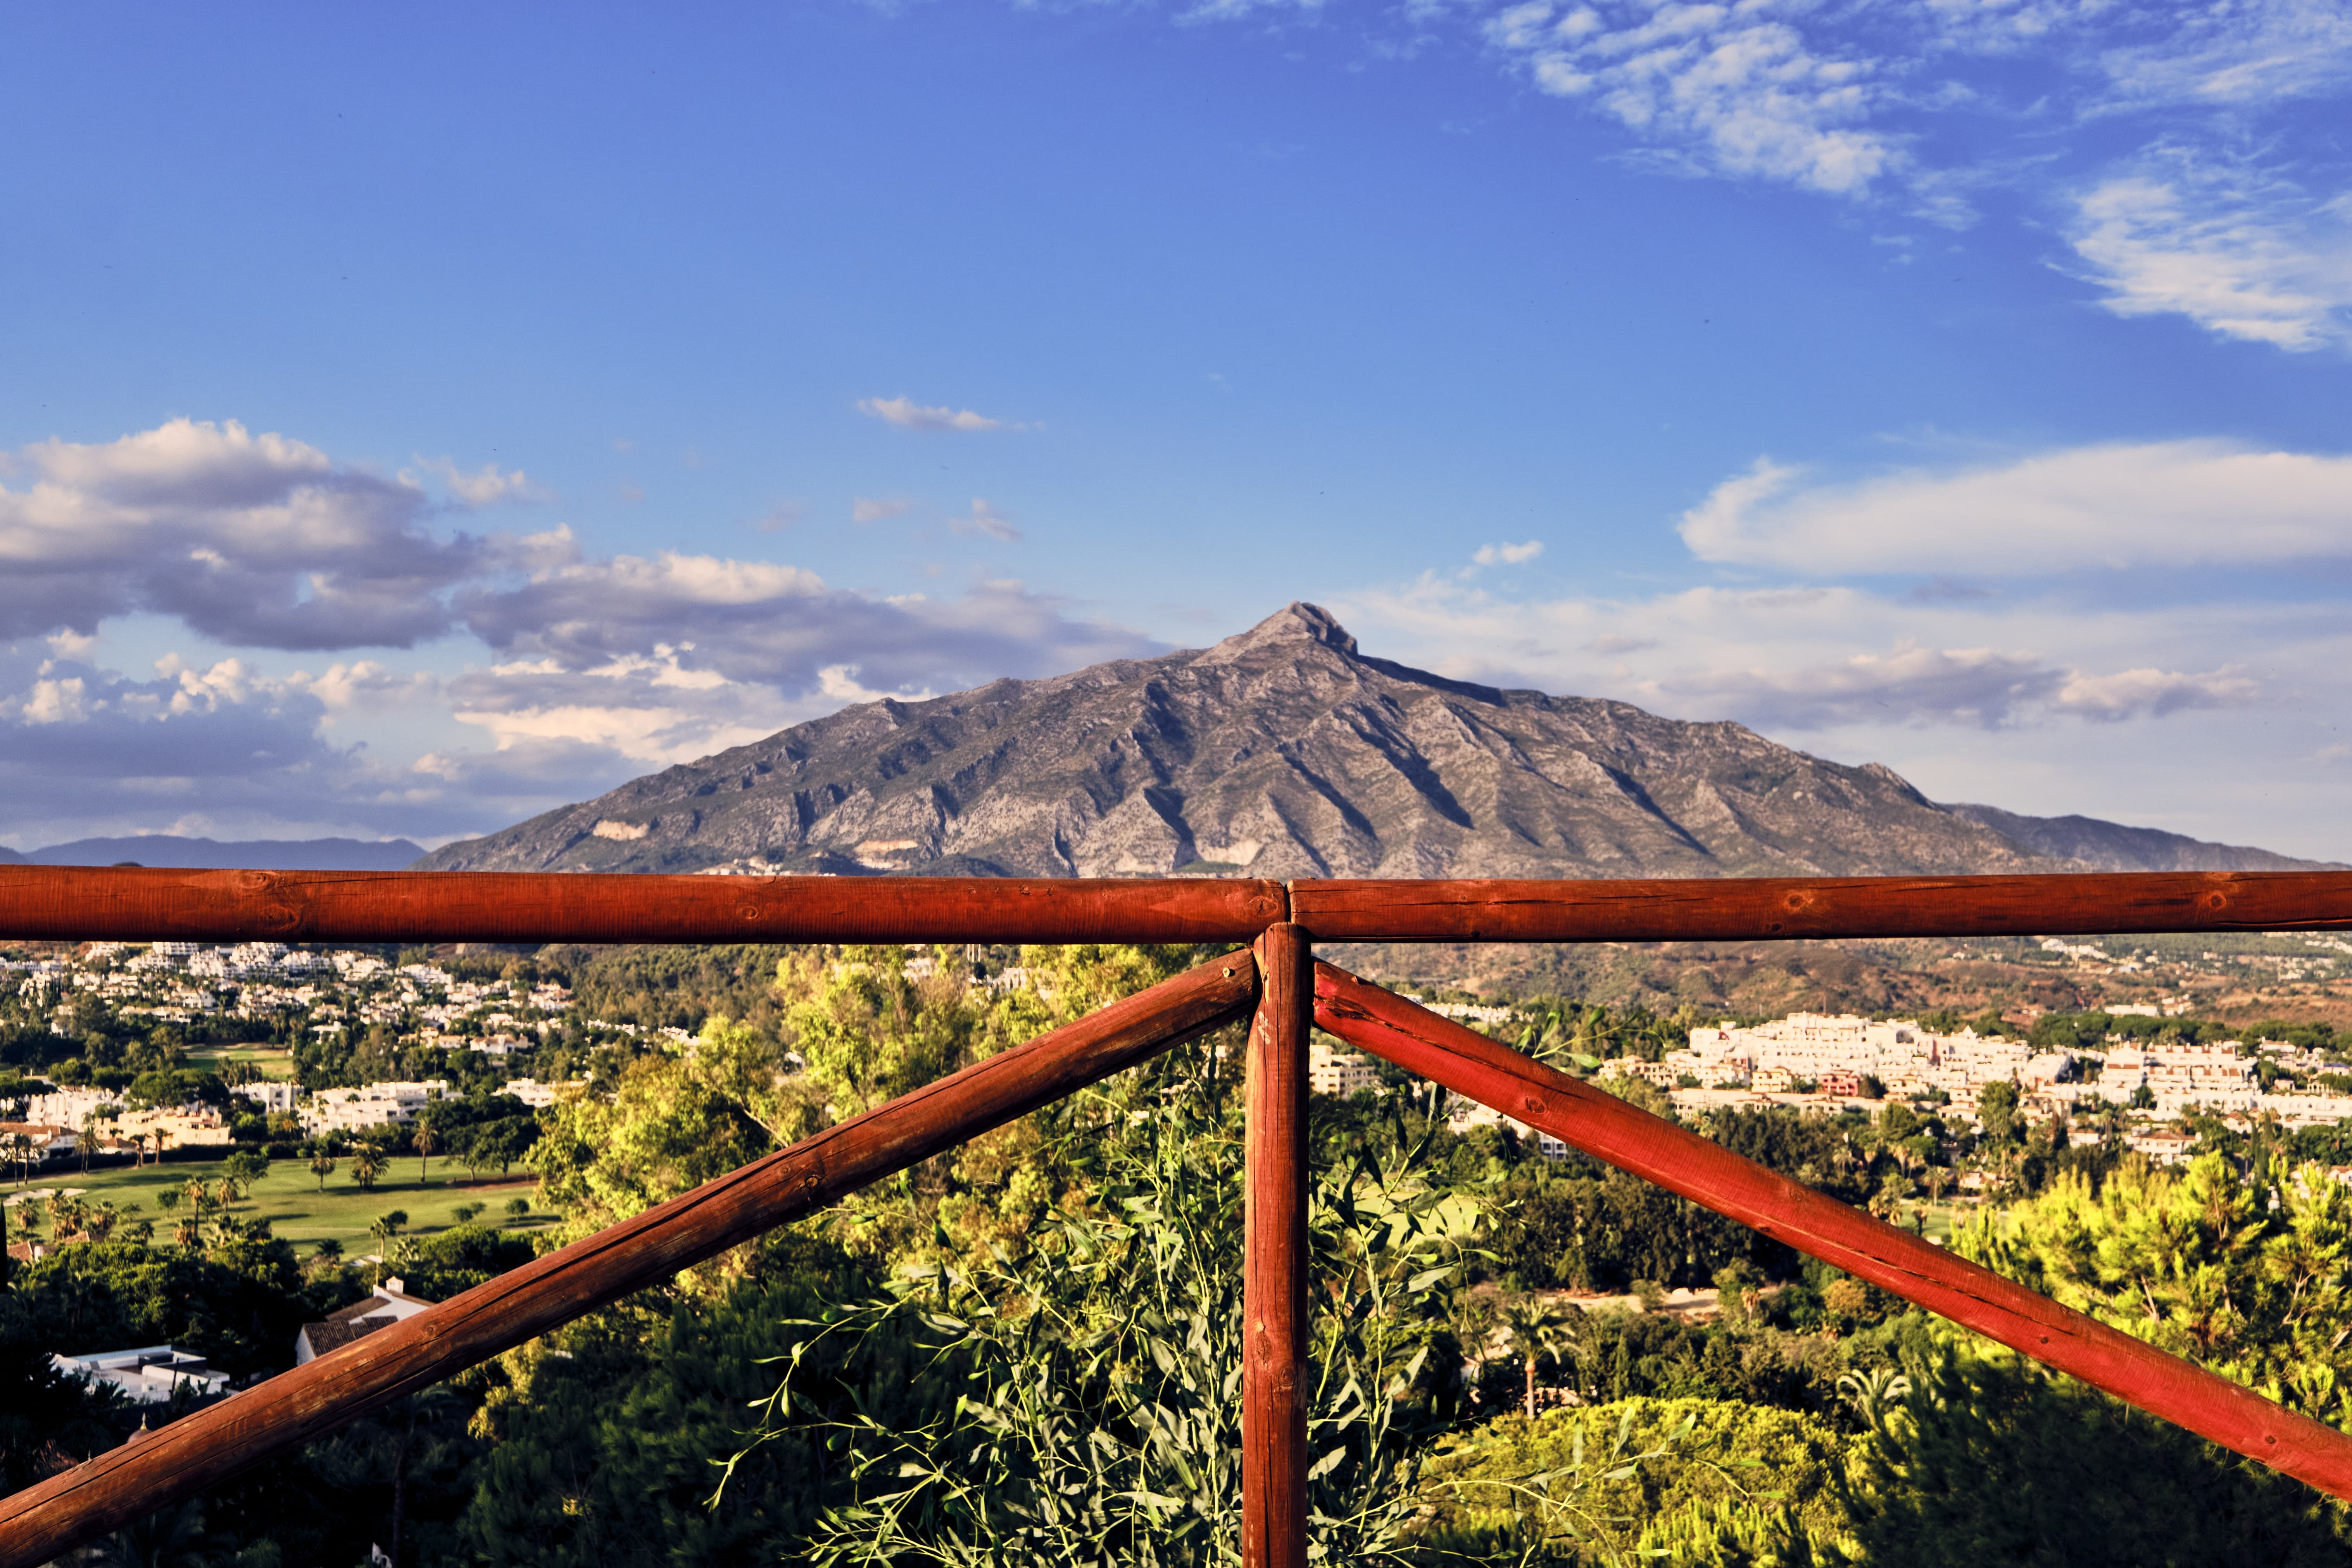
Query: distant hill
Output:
[[9, 836, 428, 871], [412, 602, 2339, 881]]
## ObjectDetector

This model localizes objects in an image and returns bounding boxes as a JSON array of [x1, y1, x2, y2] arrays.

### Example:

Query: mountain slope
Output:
[[1945, 804, 2341, 874], [414, 603, 2330, 881]]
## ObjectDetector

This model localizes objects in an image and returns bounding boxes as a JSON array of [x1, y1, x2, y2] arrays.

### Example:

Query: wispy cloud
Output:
[[1679, 442, 2352, 574], [856, 395, 1013, 432], [950, 499, 1022, 542], [2064, 147, 2352, 351], [1483, 0, 1902, 197], [406, 455, 550, 507], [1473, 539, 1544, 566], [852, 495, 913, 523]]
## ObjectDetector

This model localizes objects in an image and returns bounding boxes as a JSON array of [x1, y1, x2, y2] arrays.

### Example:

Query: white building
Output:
[[1308, 1038, 1384, 1099], [294, 1277, 437, 1364], [53, 1345, 231, 1405], [300, 1080, 448, 1135], [1447, 1095, 1568, 1159], [233, 1081, 300, 1115], [500, 1078, 576, 1109]]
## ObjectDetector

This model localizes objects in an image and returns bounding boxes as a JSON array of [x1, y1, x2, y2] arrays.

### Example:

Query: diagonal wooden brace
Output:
[[0, 950, 1261, 1568], [1311, 959, 2352, 1501]]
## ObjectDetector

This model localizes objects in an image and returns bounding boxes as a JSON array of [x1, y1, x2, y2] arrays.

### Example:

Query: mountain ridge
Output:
[[0, 836, 428, 871], [411, 604, 2340, 880]]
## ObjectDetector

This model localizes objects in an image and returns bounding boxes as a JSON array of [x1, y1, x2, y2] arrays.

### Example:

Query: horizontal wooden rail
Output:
[[0, 950, 1261, 1568], [1292, 871, 2352, 942], [1311, 961, 2352, 1501], [0, 868, 1285, 945], [9, 866, 2352, 948]]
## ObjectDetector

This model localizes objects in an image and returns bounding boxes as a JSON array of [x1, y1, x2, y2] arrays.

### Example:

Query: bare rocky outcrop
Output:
[[411, 604, 2337, 878]]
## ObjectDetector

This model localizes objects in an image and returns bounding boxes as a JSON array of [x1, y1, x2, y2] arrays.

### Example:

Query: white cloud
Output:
[[449, 647, 808, 767], [1653, 642, 2259, 730], [2064, 149, 2352, 350], [951, 499, 1023, 542], [0, 417, 518, 649], [1474, 539, 1544, 566], [1679, 441, 2352, 574], [856, 395, 1011, 432], [817, 664, 937, 704], [2050, 664, 2259, 720], [407, 455, 550, 507], [1483, 0, 1904, 196], [852, 495, 913, 523]]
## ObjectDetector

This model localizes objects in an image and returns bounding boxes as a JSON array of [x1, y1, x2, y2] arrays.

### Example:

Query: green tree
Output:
[[1978, 1078, 2021, 1143], [308, 1151, 337, 1192], [348, 1144, 388, 1192], [223, 1147, 271, 1196], [529, 1013, 802, 1248], [1849, 1348, 2351, 1565], [1493, 1294, 1577, 1419], [1418, 1397, 1854, 1564], [1959, 1151, 2352, 1424]]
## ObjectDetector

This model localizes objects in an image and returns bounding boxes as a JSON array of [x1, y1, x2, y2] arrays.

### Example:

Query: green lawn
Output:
[[186, 1045, 297, 1080], [13, 1153, 553, 1255]]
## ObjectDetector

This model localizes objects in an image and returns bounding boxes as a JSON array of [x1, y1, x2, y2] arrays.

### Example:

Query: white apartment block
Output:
[[1308, 1038, 1384, 1099], [300, 1080, 449, 1135], [232, 1081, 300, 1114]]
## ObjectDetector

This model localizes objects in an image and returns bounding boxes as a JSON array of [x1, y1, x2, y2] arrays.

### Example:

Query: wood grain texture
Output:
[[1243, 925, 1311, 1568], [0, 867, 1287, 945], [0, 951, 1261, 1568], [1289, 871, 2352, 942], [1310, 960, 2352, 1502]]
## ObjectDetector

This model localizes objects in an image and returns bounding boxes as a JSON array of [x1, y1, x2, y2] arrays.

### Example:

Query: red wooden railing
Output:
[[2, 865, 2352, 1566]]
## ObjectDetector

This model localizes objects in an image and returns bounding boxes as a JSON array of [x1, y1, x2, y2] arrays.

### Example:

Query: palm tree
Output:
[[1838, 1366, 1914, 1432], [309, 1150, 337, 1192], [349, 1143, 387, 1192], [368, 1211, 407, 1289], [413, 1121, 438, 1182], [83, 1201, 117, 1244], [1496, 1294, 1578, 1419], [173, 1213, 203, 1251]]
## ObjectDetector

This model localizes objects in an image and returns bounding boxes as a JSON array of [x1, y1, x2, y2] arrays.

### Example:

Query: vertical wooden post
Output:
[[1244, 923, 1310, 1568]]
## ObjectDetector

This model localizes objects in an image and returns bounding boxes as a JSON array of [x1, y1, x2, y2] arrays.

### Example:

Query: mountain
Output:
[[14, 836, 428, 871], [1943, 804, 2340, 874], [411, 603, 2338, 881]]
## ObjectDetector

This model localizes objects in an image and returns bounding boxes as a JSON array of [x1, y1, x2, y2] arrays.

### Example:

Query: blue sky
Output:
[[3, 0, 2350, 857]]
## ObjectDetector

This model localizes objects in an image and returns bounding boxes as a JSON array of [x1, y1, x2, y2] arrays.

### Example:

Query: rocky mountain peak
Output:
[[1192, 601, 1359, 664]]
